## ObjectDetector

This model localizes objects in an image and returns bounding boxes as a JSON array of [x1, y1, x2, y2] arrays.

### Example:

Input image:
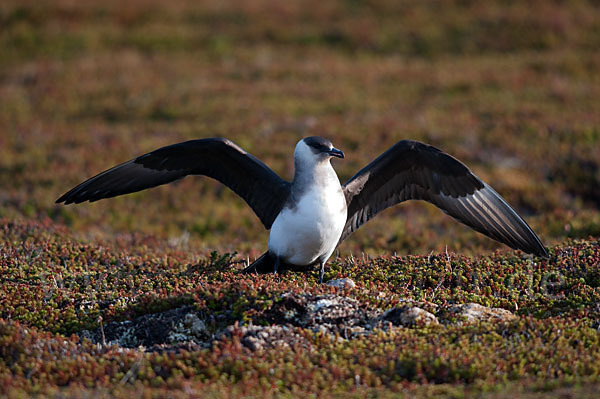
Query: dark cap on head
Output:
[[303, 136, 333, 151], [303, 137, 344, 159]]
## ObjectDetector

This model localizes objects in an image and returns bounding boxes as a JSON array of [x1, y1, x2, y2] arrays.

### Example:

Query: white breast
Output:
[[268, 181, 347, 266]]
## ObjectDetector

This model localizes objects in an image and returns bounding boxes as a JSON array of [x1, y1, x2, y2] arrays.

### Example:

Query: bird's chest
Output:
[[268, 187, 347, 265]]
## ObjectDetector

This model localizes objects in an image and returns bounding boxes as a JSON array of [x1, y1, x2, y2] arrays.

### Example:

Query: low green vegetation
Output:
[[1, 0, 599, 397], [1, 219, 599, 397]]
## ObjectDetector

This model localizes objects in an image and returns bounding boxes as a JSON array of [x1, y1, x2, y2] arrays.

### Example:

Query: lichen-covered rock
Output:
[[267, 292, 379, 337], [220, 324, 311, 351], [383, 306, 439, 327], [167, 312, 209, 344], [79, 306, 210, 348], [77, 294, 522, 351], [444, 303, 517, 324], [326, 278, 356, 289]]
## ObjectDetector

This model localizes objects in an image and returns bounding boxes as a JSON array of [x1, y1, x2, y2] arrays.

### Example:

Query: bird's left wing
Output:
[[56, 138, 291, 229], [340, 140, 548, 257]]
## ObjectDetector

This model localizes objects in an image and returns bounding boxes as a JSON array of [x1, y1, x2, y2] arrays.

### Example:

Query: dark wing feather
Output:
[[341, 140, 548, 257], [56, 138, 291, 229]]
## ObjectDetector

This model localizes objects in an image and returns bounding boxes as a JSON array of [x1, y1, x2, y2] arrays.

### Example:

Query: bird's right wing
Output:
[[340, 140, 548, 257], [56, 138, 291, 229]]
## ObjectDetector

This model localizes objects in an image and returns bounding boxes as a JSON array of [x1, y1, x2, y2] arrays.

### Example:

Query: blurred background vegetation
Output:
[[1, 2, 600, 397], [1, 0, 599, 258]]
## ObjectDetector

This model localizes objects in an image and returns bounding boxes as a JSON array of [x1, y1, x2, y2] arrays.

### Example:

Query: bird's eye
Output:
[[305, 138, 333, 153]]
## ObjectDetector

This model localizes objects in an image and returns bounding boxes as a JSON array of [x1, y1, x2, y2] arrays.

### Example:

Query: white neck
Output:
[[293, 158, 339, 191]]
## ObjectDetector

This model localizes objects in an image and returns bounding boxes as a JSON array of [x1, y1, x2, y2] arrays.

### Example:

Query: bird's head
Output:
[[294, 137, 344, 168]]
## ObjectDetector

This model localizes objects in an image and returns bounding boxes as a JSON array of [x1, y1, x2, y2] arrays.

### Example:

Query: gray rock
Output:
[[445, 303, 517, 323], [79, 306, 208, 349], [326, 278, 356, 289], [78, 290, 516, 354], [220, 324, 310, 351], [269, 292, 379, 336], [383, 306, 439, 327], [168, 312, 209, 344]]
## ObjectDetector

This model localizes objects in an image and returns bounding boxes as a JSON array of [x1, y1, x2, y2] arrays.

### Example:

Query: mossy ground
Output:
[[1, 0, 599, 397]]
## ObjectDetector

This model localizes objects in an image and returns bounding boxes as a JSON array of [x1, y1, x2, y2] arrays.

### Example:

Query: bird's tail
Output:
[[241, 251, 276, 274], [240, 252, 316, 274]]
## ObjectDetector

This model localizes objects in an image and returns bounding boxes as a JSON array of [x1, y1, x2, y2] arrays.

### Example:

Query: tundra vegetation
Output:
[[1, 0, 599, 397]]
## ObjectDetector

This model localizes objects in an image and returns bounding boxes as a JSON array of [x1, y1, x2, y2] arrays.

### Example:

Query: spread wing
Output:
[[56, 138, 291, 229], [340, 140, 548, 257]]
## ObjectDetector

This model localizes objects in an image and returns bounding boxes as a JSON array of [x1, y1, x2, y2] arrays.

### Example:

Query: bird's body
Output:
[[268, 187, 346, 265], [57, 136, 548, 281], [268, 140, 347, 266]]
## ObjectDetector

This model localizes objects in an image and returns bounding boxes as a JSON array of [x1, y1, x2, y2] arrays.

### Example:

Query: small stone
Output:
[[326, 278, 356, 289], [446, 303, 517, 323], [235, 325, 308, 351], [183, 313, 207, 337], [313, 298, 336, 311], [257, 331, 269, 339], [383, 306, 439, 327], [242, 336, 263, 351]]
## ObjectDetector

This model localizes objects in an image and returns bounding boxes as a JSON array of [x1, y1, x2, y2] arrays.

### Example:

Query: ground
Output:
[[1, 0, 600, 397]]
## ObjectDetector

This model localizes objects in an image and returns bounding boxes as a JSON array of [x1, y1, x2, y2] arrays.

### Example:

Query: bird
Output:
[[56, 136, 548, 282]]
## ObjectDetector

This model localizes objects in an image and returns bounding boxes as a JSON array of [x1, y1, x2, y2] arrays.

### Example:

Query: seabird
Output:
[[56, 137, 548, 282]]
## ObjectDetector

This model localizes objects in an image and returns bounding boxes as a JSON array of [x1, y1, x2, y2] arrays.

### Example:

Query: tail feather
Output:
[[240, 252, 318, 274], [241, 252, 276, 274]]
